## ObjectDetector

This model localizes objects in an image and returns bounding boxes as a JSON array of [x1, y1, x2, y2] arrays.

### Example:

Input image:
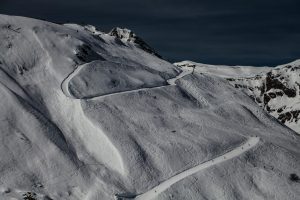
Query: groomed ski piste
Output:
[[62, 62, 191, 100], [61, 65, 261, 200], [115, 137, 260, 200], [61, 64, 261, 200]]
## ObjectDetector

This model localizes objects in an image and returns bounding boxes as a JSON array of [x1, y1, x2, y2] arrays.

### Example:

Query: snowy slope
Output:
[[228, 60, 300, 134], [0, 14, 299, 200], [175, 60, 300, 135], [175, 60, 271, 78]]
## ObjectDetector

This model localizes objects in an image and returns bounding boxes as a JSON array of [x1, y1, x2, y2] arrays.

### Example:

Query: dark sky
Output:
[[1, 0, 300, 66]]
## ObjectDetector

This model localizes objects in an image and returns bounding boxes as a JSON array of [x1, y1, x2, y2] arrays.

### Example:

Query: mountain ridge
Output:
[[175, 60, 300, 134]]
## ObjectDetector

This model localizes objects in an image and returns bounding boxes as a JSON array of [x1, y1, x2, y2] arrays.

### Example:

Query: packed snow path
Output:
[[61, 65, 191, 99], [61, 64, 86, 98], [116, 136, 260, 200], [60, 64, 191, 175], [167, 68, 191, 85], [61, 65, 260, 200]]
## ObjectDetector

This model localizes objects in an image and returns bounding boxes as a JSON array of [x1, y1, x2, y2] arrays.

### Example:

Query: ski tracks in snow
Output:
[[167, 68, 191, 85], [61, 64, 192, 100], [61, 64, 260, 200], [131, 136, 260, 200], [61, 64, 86, 98]]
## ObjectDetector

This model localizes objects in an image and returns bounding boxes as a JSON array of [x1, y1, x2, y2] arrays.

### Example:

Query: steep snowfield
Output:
[[0, 15, 300, 200]]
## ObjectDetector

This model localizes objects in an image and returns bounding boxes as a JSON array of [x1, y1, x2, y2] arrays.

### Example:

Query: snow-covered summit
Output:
[[109, 27, 135, 42], [109, 27, 162, 58], [0, 14, 300, 200]]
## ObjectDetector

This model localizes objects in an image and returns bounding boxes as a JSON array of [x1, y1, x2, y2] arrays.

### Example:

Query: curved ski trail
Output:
[[61, 65, 191, 100], [60, 64, 260, 200], [167, 68, 191, 85], [61, 64, 86, 98], [129, 137, 260, 200], [60, 65, 190, 175]]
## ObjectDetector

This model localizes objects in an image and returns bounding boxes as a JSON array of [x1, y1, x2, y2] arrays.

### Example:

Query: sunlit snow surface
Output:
[[0, 15, 299, 200]]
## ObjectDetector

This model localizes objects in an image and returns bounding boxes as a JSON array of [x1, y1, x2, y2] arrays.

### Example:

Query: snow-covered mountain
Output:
[[108, 27, 162, 59], [229, 60, 300, 134], [175, 60, 300, 134], [0, 15, 300, 200]]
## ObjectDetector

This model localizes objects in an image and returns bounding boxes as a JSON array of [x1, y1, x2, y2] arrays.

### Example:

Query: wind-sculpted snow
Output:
[[0, 14, 300, 200], [0, 67, 32, 102]]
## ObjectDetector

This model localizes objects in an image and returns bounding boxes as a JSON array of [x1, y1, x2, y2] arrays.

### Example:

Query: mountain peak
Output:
[[109, 27, 135, 41], [109, 27, 162, 58]]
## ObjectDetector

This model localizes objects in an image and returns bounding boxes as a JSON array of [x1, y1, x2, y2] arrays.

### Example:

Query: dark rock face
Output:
[[109, 27, 162, 58], [289, 173, 300, 182], [227, 61, 300, 131], [265, 72, 296, 98], [278, 110, 300, 123]]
